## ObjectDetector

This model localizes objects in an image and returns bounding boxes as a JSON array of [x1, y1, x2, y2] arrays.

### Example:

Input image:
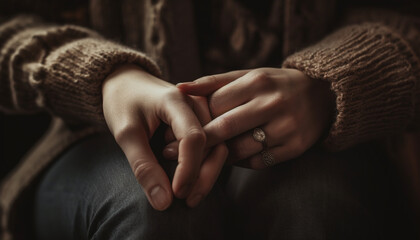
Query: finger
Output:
[[190, 95, 212, 125], [227, 117, 295, 163], [177, 70, 250, 96], [115, 125, 173, 211], [186, 144, 228, 207], [163, 99, 206, 199], [162, 96, 212, 162], [164, 96, 210, 144], [204, 97, 277, 148], [208, 70, 270, 118], [238, 144, 301, 169]]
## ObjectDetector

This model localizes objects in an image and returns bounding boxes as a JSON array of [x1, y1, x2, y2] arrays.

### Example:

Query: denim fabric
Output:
[[34, 134, 416, 239], [34, 134, 227, 240]]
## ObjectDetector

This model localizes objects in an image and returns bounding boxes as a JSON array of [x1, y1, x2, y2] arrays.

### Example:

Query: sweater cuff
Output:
[[283, 23, 420, 151], [31, 38, 161, 125]]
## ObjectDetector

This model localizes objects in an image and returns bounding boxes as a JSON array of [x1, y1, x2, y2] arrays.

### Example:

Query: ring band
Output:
[[253, 128, 275, 167], [253, 128, 267, 149], [261, 150, 275, 167]]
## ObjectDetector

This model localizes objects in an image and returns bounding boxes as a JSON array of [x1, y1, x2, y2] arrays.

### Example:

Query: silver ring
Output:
[[253, 128, 267, 149], [261, 150, 275, 167]]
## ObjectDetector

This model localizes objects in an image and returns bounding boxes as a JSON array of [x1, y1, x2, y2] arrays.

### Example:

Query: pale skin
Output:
[[102, 65, 227, 210], [102, 65, 335, 210]]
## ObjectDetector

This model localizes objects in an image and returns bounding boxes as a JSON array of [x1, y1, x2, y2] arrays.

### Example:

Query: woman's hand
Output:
[[177, 68, 335, 169], [102, 64, 209, 210]]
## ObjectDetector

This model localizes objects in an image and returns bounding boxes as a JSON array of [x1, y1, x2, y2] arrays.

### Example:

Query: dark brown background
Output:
[[1, 113, 50, 179]]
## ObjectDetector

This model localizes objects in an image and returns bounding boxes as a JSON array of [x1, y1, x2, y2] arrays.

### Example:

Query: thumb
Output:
[[114, 124, 173, 211], [177, 70, 250, 96]]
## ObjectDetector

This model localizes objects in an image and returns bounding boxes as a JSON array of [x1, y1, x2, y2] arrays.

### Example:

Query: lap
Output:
[[34, 133, 227, 240], [34, 134, 408, 239]]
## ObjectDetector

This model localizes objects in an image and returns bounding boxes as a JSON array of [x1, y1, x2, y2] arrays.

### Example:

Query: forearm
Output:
[[0, 15, 161, 125], [283, 7, 420, 151]]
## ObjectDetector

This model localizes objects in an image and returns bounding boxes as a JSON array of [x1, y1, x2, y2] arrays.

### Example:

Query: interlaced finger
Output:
[[163, 96, 206, 199], [204, 97, 277, 148]]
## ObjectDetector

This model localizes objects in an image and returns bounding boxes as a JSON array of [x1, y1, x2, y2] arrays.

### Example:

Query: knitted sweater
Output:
[[0, 0, 419, 239]]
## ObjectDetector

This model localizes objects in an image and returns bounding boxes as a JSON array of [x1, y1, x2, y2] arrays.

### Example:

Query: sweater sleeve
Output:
[[282, 8, 420, 151], [0, 15, 161, 125]]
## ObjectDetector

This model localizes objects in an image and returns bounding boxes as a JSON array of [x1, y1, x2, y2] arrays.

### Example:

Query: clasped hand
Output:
[[102, 66, 334, 211]]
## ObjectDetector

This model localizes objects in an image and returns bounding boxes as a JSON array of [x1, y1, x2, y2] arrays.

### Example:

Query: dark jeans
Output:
[[34, 133, 416, 240]]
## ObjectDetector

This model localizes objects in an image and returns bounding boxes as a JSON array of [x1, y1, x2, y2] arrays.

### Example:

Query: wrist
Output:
[[102, 64, 170, 98], [103, 64, 146, 89]]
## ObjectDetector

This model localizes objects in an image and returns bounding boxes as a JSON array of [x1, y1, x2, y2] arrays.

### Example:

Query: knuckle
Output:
[[250, 69, 268, 81], [270, 92, 286, 106], [259, 93, 283, 113], [250, 69, 276, 90], [113, 121, 138, 144], [186, 128, 206, 144], [266, 92, 291, 116], [132, 160, 157, 184], [262, 99, 276, 112], [248, 70, 269, 87]]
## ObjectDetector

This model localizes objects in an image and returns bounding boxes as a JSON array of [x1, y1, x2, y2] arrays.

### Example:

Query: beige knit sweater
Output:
[[0, 0, 419, 239], [0, 2, 419, 150], [284, 8, 420, 149]]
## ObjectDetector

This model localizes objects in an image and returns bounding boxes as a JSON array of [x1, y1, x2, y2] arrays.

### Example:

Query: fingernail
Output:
[[150, 185, 170, 210], [162, 147, 177, 160], [177, 184, 191, 199], [188, 194, 203, 207]]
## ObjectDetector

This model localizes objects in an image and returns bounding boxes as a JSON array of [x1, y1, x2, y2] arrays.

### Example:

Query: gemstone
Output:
[[253, 128, 266, 142]]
